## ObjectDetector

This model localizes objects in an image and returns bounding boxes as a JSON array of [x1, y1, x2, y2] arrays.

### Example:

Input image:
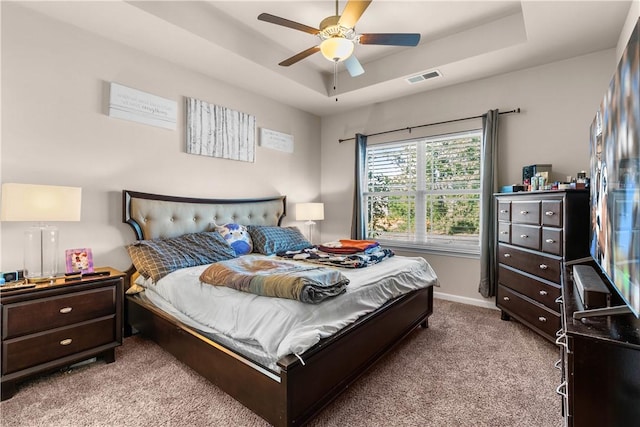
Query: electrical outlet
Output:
[[1, 270, 24, 282]]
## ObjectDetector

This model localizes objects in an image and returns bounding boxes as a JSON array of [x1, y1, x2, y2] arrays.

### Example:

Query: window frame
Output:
[[363, 129, 483, 257]]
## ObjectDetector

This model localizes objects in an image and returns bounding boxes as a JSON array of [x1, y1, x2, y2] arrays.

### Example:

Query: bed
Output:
[[122, 190, 436, 427]]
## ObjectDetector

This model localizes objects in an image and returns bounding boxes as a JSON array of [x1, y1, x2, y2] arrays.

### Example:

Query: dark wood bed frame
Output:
[[122, 190, 434, 426]]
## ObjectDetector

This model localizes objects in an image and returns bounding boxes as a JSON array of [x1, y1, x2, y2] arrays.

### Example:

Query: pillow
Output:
[[247, 225, 312, 255], [126, 231, 236, 282], [214, 223, 253, 256]]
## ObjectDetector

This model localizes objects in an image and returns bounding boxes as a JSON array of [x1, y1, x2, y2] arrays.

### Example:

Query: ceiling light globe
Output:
[[320, 37, 354, 62]]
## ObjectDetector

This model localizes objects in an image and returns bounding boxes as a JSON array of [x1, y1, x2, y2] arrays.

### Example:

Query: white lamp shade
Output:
[[320, 37, 354, 62], [296, 203, 325, 221], [1, 183, 82, 222]]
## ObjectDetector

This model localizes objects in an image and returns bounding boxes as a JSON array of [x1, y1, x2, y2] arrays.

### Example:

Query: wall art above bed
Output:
[[186, 97, 256, 163]]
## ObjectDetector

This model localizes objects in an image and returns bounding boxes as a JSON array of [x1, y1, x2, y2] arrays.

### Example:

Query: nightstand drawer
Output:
[[497, 285, 561, 338], [2, 317, 115, 374], [2, 287, 116, 339]]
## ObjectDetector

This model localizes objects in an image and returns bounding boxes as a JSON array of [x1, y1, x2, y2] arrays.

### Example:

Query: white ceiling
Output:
[[18, 0, 632, 116]]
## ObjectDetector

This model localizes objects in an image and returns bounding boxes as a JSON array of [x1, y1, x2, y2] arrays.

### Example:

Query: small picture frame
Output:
[[65, 248, 94, 274]]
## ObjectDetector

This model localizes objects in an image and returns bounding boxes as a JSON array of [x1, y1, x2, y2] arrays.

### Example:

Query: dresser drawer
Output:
[[498, 265, 561, 311], [511, 224, 541, 250], [498, 201, 511, 222], [498, 244, 561, 283], [542, 228, 562, 255], [542, 200, 563, 227], [497, 285, 561, 338], [512, 201, 541, 225], [2, 287, 116, 339], [2, 317, 115, 374], [498, 222, 511, 243]]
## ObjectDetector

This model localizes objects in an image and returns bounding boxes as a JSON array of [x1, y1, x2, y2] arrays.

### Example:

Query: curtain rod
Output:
[[338, 108, 521, 143]]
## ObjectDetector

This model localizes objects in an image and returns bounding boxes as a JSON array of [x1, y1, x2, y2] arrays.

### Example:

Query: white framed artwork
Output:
[[108, 82, 177, 130], [186, 97, 256, 163], [260, 128, 294, 153]]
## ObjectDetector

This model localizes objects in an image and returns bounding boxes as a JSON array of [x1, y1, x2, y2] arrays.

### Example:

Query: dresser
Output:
[[495, 190, 590, 342], [0, 267, 124, 400], [556, 261, 640, 427]]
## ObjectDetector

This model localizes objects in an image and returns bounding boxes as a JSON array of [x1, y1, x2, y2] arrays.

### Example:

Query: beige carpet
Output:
[[0, 299, 562, 426]]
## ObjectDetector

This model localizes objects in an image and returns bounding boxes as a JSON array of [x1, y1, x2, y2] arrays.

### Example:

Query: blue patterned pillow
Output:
[[214, 223, 253, 256], [126, 232, 236, 282], [247, 226, 312, 255]]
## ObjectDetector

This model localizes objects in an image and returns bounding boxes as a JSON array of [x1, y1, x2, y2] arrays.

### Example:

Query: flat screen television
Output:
[[589, 18, 639, 318]]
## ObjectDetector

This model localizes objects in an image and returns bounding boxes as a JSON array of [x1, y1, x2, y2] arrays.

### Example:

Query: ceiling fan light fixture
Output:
[[320, 37, 354, 62]]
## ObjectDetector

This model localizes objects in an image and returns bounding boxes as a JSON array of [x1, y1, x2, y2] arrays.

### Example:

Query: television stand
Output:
[[572, 304, 632, 319]]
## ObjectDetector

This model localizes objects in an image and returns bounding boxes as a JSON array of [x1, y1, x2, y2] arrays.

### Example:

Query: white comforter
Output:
[[141, 254, 438, 365]]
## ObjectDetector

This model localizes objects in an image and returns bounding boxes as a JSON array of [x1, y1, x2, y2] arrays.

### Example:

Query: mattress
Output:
[[139, 254, 438, 371]]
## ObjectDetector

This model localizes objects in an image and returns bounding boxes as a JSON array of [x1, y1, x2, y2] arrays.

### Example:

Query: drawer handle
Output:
[[539, 290, 548, 296], [500, 209, 508, 213], [538, 316, 547, 323], [545, 239, 555, 243], [60, 338, 73, 346], [503, 253, 511, 258], [503, 296, 510, 301], [520, 210, 529, 215], [59, 307, 73, 314], [554, 359, 562, 370], [539, 264, 548, 270], [520, 234, 528, 239], [556, 381, 568, 398], [545, 211, 555, 216], [500, 231, 508, 234]]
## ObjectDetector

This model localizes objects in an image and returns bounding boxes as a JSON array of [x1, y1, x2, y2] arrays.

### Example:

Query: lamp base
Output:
[[24, 224, 59, 280]]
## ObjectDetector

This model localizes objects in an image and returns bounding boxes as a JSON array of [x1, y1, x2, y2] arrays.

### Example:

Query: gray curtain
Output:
[[478, 110, 499, 298], [351, 133, 367, 239]]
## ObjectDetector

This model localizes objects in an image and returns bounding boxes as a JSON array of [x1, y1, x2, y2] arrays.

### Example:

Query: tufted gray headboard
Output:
[[122, 190, 286, 241]]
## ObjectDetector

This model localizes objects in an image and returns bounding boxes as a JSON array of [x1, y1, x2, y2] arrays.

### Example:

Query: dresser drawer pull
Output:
[[538, 316, 547, 322], [519, 210, 529, 215], [60, 338, 73, 346], [545, 238, 555, 243], [59, 307, 73, 314], [500, 231, 508, 234], [503, 296, 510, 302], [500, 209, 508, 213], [503, 253, 511, 258], [539, 264, 548, 270], [539, 290, 548, 296], [545, 211, 555, 216], [554, 359, 562, 370], [520, 234, 528, 239], [556, 381, 568, 398]]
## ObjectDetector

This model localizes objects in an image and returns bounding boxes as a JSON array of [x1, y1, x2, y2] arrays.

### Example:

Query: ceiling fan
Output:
[[257, 0, 421, 77]]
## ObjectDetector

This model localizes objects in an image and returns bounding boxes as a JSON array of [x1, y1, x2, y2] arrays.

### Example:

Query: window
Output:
[[364, 130, 482, 254]]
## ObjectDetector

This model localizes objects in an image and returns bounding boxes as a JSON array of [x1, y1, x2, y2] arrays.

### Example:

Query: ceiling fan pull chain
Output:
[[333, 60, 339, 102]]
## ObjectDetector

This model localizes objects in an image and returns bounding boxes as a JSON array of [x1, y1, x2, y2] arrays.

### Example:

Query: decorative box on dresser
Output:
[[495, 190, 590, 342], [0, 267, 124, 400], [556, 261, 640, 427]]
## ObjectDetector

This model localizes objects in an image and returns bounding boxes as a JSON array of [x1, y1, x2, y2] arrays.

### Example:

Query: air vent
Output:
[[406, 70, 442, 84]]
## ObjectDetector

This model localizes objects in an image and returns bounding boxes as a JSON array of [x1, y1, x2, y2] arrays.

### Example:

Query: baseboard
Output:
[[434, 291, 498, 310]]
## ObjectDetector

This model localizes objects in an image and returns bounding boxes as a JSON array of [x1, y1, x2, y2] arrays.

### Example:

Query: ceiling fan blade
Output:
[[338, 0, 372, 28], [359, 33, 421, 46], [278, 46, 321, 66], [344, 55, 365, 77], [258, 13, 319, 35]]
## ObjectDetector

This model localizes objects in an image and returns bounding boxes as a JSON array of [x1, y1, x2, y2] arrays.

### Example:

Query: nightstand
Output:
[[0, 267, 124, 400]]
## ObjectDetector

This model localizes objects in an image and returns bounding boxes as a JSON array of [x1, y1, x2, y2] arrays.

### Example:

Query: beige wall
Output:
[[0, 4, 321, 273], [320, 49, 617, 307]]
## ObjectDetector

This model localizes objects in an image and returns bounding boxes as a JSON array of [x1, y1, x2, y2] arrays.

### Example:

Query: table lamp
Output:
[[295, 202, 324, 243], [1, 183, 82, 281]]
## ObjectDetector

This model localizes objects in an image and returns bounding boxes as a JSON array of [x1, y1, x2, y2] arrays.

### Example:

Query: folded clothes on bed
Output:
[[318, 239, 380, 255], [277, 245, 394, 268], [199, 255, 349, 304]]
